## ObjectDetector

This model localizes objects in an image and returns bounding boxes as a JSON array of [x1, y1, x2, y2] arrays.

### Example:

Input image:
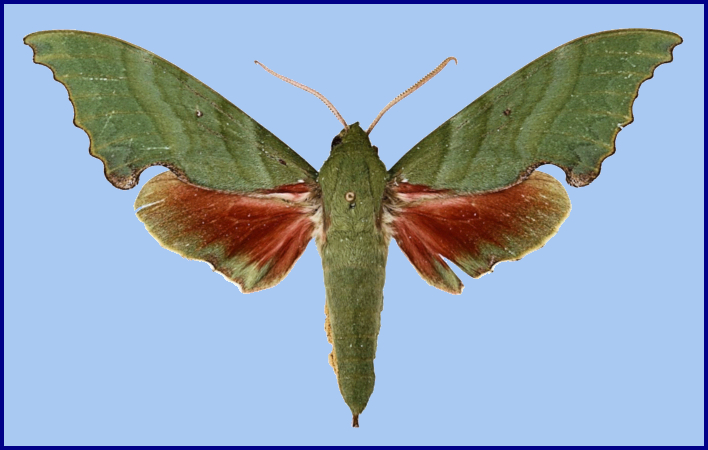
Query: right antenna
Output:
[[366, 57, 458, 135]]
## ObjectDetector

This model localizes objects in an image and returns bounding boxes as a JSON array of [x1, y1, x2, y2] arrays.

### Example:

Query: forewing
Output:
[[135, 172, 319, 293], [386, 172, 570, 294], [26, 30, 321, 291], [25, 30, 318, 192], [389, 29, 681, 193]]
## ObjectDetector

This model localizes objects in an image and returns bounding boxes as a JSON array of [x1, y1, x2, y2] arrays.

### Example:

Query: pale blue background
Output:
[[4, 4, 704, 445]]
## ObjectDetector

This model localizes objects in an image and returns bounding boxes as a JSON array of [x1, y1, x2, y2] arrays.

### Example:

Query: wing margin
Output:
[[389, 29, 682, 193], [25, 30, 318, 192]]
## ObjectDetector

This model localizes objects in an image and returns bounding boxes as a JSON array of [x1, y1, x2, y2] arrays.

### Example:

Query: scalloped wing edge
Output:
[[25, 30, 318, 192], [25, 31, 183, 190], [388, 29, 683, 193], [563, 31, 683, 188]]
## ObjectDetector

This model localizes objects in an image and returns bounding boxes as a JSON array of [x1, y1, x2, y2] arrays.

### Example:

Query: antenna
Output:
[[255, 61, 349, 130], [366, 57, 457, 135]]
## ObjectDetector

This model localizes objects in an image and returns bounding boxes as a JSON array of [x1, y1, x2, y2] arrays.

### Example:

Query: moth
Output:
[[25, 29, 681, 427]]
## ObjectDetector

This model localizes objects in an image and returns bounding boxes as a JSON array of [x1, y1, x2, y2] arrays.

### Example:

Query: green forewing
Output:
[[24, 30, 318, 192], [389, 29, 681, 193]]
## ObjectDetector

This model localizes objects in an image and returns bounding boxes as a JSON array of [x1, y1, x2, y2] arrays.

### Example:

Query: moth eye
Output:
[[331, 135, 342, 149], [372, 145, 379, 155], [345, 191, 356, 202]]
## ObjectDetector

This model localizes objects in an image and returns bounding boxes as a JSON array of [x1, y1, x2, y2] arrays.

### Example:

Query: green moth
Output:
[[25, 29, 681, 427]]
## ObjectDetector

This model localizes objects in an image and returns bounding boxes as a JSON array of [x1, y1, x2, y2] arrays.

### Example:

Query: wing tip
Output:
[[555, 31, 681, 190], [25, 33, 139, 191]]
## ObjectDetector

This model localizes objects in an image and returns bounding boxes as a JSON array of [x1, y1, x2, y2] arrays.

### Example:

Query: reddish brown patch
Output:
[[141, 173, 316, 289], [390, 173, 565, 286]]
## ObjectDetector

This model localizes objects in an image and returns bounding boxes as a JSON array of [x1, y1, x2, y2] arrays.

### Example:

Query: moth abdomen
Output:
[[321, 235, 387, 424]]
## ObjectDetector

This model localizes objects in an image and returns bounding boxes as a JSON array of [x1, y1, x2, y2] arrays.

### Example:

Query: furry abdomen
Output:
[[316, 137, 389, 420], [321, 232, 387, 416]]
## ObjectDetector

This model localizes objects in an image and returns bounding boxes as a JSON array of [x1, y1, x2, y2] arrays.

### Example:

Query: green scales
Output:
[[26, 29, 681, 426]]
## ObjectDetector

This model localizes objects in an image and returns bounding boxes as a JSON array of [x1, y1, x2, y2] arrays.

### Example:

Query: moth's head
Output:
[[330, 122, 377, 155]]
